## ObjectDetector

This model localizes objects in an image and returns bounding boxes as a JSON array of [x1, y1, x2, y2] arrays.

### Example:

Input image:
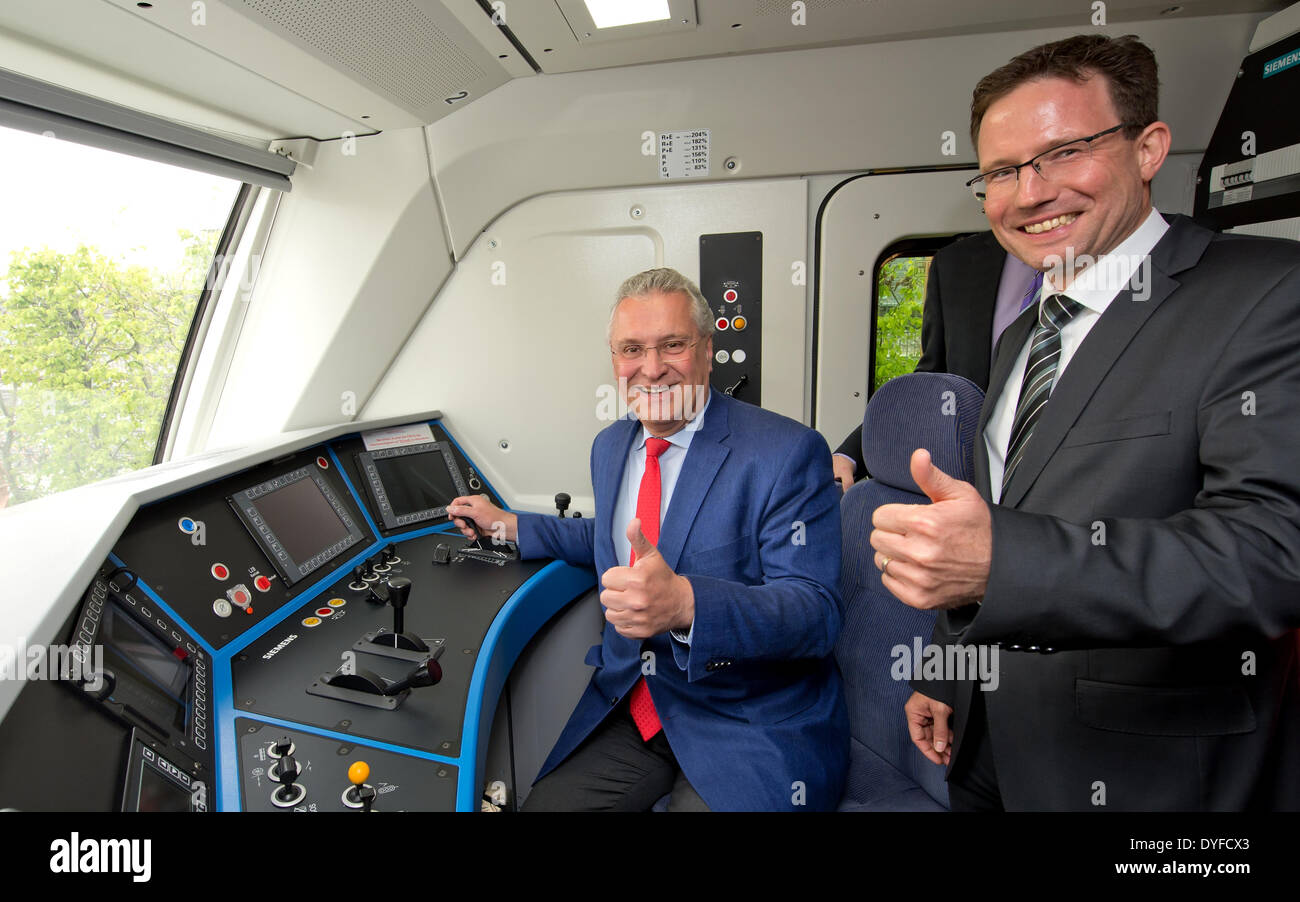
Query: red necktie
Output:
[[628, 437, 670, 741]]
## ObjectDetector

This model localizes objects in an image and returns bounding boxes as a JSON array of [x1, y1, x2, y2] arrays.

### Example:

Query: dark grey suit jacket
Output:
[[936, 214, 1300, 810]]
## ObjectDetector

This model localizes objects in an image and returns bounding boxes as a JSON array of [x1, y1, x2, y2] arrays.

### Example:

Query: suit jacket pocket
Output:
[[1061, 410, 1171, 448], [678, 535, 751, 577], [1075, 678, 1255, 737]]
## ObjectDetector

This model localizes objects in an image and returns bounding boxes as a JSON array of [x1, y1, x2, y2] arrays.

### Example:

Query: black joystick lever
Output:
[[555, 493, 571, 518], [365, 577, 428, 653], [382, 657, 443, 696], [383, 543, 400, 564], [271, 753, 306, 808]]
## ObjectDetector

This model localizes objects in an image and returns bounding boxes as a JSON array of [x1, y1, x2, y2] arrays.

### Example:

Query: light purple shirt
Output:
[[990, 253, 1041, 355]]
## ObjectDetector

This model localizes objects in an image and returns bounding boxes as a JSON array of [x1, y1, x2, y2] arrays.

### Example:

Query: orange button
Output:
[[302, 616, 322, 628], [328, 598, 346, 608], [732, 316, 747, 331]]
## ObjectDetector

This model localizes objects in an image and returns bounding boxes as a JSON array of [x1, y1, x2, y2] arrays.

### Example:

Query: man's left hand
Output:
[[870, 448, 991, 610], [600, 519, 695, 639]]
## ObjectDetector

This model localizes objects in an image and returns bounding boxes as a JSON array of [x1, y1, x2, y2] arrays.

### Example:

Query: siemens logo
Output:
[[262, 633, 299, 660], [1264, 50, 1300, 78]]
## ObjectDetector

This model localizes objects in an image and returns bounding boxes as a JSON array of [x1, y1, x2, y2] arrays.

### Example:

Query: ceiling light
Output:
[[583, 0, 671, 29]]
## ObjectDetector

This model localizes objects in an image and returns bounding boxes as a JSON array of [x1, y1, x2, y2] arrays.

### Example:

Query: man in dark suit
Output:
[[871, 34, 1300, 810], [832, 231, 1036, 487], [449, 268, 847, 811]]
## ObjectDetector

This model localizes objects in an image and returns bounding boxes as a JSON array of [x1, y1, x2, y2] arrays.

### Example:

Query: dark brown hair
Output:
[[970, 34, 1159, 146]]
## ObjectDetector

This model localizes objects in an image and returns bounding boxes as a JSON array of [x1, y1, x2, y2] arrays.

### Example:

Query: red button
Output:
[[211, 564, 229, 580], [715, 317, 729, 331], [254, 575, 271, 592], [723, 289, 738, 302], [316, 456, 329, 469], [316, 608, 333, 617], [234, 589, 249, 605]]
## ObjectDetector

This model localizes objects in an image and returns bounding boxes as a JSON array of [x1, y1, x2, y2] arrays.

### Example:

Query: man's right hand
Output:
[[905, 690, 953, 766], [446, 495, 518, 544], [832, 454, 856, 493]]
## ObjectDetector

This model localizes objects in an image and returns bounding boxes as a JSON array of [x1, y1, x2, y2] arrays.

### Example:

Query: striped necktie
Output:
[[1002, 293, 1085, 494]]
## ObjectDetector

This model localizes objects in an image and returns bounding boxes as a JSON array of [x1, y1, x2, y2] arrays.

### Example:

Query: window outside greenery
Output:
[[873, 254, 931, 392], [0, 125, 242, 508]]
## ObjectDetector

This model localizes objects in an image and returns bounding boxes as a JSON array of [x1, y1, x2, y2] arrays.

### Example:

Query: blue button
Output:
[[178, 517, 196, 533]]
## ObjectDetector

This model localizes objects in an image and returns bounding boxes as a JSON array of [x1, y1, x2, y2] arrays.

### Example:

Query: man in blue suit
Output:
[[448, 267, 847, 811]]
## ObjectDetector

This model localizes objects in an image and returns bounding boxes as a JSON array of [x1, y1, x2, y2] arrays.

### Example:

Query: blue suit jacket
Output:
[[516, 389, 849, 810]]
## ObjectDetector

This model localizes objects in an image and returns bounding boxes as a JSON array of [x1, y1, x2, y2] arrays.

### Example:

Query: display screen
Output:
[[136, 762, 193, 813], [229, 466, 366, 585], [359, 442, 469, 530], [100, 603, 190, 734], [256, 476, 352, 565], [374, 455, 459, 516]]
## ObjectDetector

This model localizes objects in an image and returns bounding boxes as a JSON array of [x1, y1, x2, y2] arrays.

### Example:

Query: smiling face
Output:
[[610, 290, 713, 437], [976, 74, 1169, 281]]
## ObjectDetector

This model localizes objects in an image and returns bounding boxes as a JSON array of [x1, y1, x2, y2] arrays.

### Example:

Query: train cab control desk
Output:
[[0, 412, 593, 812]]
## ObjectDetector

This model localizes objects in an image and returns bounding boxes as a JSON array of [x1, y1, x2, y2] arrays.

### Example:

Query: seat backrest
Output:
[[835, 371, 984, 811]]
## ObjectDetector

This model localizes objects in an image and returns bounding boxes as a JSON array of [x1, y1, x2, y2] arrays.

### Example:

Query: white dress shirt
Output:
[[611, 390, 712, 642], [985, 209, 1169, 500]]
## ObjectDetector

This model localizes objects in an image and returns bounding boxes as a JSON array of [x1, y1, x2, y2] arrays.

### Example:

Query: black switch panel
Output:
[[700, 231, 762, 406]]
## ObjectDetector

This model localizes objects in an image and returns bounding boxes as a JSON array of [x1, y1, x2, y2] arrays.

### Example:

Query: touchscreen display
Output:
[[100, 603, 190, 733], [254, 476, 352, 565], [372, 453, 460, 518], [359, 442, 469, 530]]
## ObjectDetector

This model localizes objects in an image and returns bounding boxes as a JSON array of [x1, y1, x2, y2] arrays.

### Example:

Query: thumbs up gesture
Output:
[[869, 449, 992, 610], [600, 519, 695, 639]]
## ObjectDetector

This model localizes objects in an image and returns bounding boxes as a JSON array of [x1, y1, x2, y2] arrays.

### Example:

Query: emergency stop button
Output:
[[227, 584, 253, 614]]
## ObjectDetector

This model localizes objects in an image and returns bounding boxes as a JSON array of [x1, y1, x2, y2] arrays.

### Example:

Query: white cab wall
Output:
[[364, 180, 808, 515], [205, 12, 1261, 461], [206, 128, 453, 446], [426, 15, 1259, 257]]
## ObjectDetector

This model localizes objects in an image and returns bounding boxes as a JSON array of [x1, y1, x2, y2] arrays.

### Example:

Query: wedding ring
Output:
[[880, 555, 891, 575]]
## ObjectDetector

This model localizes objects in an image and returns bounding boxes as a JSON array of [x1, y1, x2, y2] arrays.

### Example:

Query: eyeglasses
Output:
[[610, 337, 702, 362], [966, 124, 1128, 200]]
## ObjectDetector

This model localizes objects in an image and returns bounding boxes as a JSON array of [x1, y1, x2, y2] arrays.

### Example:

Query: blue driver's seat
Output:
[[835, 371, 984, 811]]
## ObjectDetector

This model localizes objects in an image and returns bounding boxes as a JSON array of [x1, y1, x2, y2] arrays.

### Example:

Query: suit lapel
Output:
[[656, 389, 732, 571], [998, 217, 1212, 508], [597, 418, 640, 571]]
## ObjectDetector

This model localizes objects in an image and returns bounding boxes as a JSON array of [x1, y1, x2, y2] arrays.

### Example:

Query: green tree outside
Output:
[[873, 254, 931, 391], [0, 232, 218, 506]]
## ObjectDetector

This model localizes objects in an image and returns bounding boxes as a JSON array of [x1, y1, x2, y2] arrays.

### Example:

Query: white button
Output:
[[733, 349, 747, 363], [715, 350, 730, 364]]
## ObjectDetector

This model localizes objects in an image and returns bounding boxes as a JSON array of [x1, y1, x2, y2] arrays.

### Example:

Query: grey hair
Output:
[[608, 268, 715, 341]]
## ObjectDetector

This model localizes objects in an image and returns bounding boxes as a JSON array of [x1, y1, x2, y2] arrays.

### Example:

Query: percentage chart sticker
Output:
[[659, 129, 710, 179]]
